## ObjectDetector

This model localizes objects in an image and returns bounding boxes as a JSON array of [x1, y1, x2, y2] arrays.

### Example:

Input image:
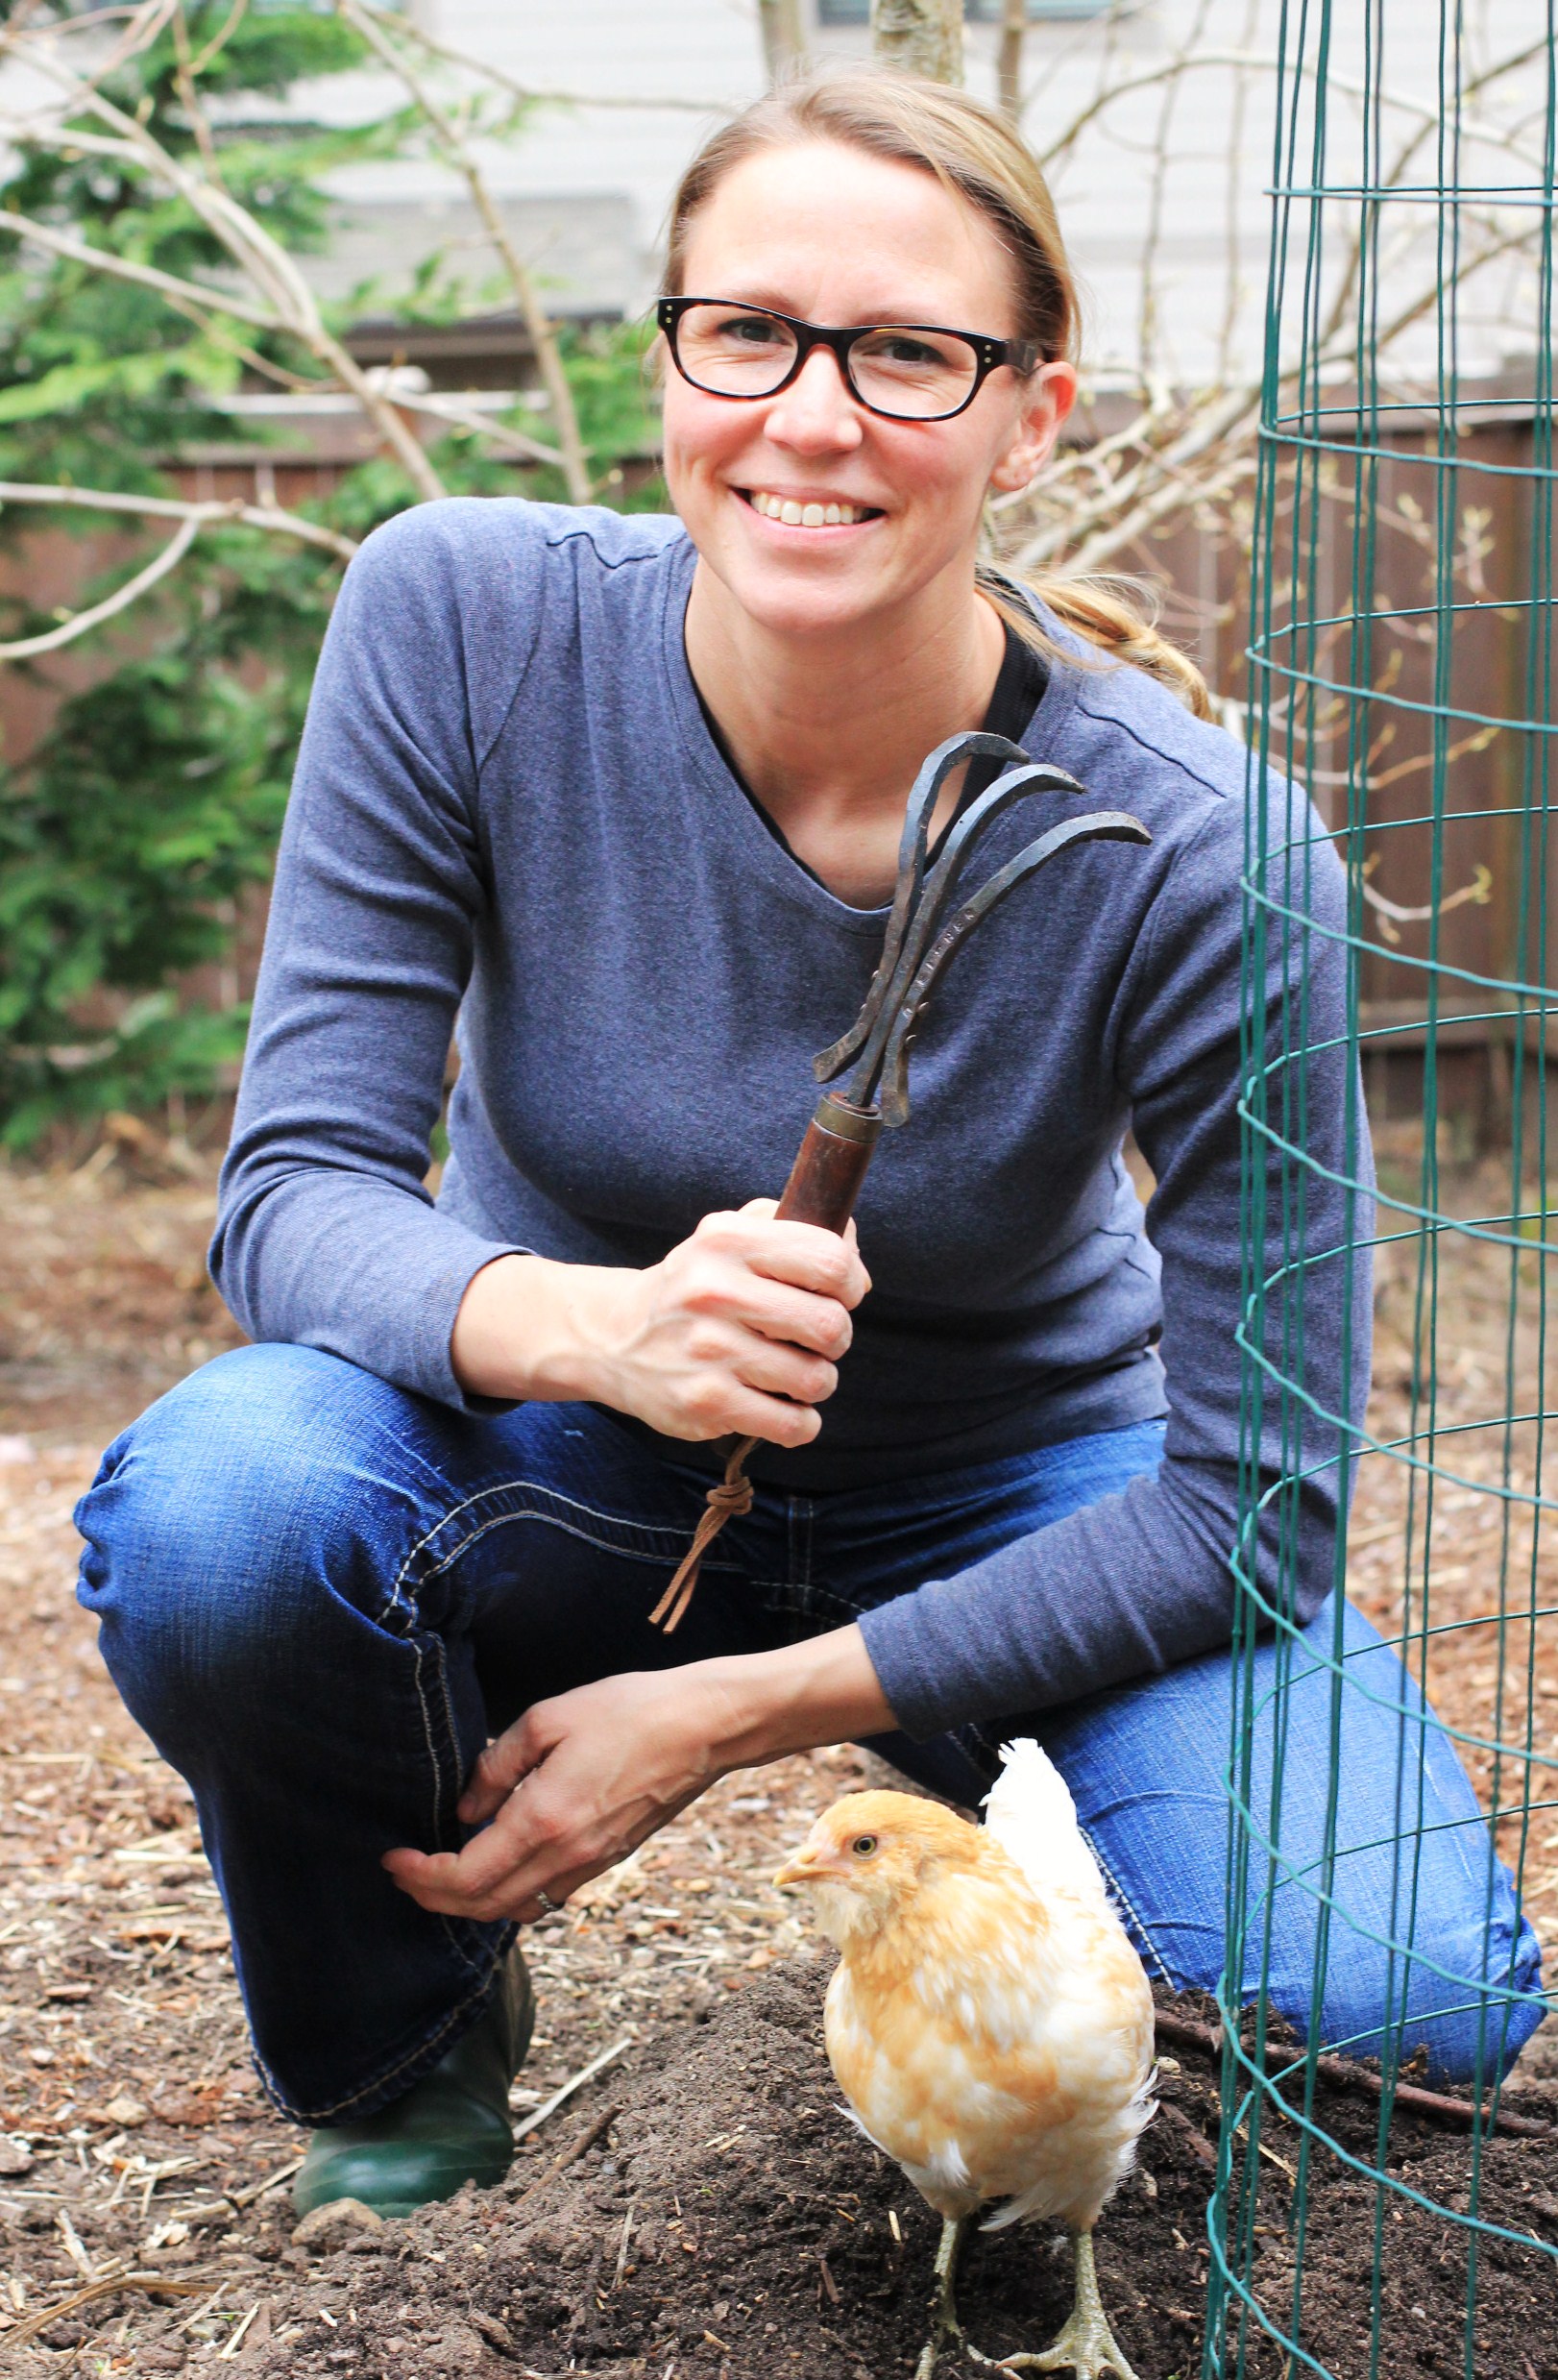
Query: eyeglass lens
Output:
[[674, 304, 980, 420]]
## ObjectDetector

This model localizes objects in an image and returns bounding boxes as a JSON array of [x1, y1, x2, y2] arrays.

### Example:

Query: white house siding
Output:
[[291, 0, 1549, 390]]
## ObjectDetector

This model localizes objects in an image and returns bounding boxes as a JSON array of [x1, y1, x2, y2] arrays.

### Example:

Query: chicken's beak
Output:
[[772, 1849, 818, 1889]]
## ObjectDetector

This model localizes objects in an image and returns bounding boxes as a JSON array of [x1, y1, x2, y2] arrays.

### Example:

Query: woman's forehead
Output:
[[680, 139, 1018, 331]]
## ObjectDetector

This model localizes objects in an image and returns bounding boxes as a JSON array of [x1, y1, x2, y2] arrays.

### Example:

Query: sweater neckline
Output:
[[655, 531, 1079, 938]]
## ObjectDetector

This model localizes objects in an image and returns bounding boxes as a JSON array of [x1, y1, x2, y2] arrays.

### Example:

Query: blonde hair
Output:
[[664, 68, 1210, 720]]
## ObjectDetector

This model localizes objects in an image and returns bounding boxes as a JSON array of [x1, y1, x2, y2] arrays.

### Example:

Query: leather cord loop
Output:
[[648, 1435, 757, 1632]]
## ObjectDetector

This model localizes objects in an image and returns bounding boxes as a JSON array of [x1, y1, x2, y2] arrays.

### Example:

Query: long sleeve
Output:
[[210, 504, 538, 1409], [858, 780, 1374, 1737]]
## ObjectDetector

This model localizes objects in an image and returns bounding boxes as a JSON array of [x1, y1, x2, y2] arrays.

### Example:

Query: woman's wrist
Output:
[[450, 1252, 634, 1404], [694, 1625, 896, 1772]]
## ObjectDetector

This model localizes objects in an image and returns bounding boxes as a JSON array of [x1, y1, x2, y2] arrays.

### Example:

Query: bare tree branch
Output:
[[337, 0, 592, 503], [871, 0, 962, 86], [354, 11, 733, 117], [759, 0, 807, 87], [0, 479, 359, 561], [997, 0, 1026, 127], [0, 205, 280, 331], [12, 41, 448, 501], [0, 513, 198, 658]]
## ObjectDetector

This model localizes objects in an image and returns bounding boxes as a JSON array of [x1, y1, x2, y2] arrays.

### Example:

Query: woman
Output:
[[76, 71, 1542, 2220]]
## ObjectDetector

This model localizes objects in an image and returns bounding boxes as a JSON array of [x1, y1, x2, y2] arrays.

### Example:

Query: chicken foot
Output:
[[913, 2212, 970, 2380], [966, 2229, 1141, 2380]]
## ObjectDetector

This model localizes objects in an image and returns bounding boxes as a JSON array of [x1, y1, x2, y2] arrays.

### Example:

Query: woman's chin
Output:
[[705, 553, 915, 645]]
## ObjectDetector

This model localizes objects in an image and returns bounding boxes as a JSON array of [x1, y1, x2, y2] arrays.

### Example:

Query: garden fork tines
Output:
[[648, 728, 1151, 1632]]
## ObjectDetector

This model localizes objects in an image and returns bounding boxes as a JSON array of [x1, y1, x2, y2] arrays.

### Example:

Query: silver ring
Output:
[[535, 1888, 563, 1915]]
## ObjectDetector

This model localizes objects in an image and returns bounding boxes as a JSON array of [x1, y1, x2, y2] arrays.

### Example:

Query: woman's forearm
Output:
[[696, 1625, 897, 1769], [450, 1251, 627, 1403]]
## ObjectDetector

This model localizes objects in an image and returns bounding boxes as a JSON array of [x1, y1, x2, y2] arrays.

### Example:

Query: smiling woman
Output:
[[72, 66, 1542, 2247]]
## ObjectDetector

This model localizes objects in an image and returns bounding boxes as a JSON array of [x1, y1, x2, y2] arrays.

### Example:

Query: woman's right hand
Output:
[[450, 1199, 870, 1447]]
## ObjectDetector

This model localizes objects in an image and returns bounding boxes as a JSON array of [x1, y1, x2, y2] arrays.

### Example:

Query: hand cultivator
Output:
[[650, 730, 1151, 1632]]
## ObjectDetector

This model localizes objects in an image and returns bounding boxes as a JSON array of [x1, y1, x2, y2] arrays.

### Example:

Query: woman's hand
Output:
[[450, 1199, 870, 1448], [382, 1628, 894, 1925]]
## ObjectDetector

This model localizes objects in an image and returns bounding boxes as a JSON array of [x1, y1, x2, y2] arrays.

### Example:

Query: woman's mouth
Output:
[[740, 487, 883, 528]]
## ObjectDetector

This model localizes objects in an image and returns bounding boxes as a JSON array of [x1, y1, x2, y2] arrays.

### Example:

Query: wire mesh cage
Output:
[[1212, 2, 1558, 2370]]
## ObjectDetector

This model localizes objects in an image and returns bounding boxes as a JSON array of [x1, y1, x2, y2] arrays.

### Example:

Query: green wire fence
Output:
[[1215, 2, 1557, 2370]]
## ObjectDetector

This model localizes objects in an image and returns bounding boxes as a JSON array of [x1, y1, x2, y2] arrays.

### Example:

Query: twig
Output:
[[612, 2197, 636, 2289], [217, 2300, 260, 2359], [363, 12, 733, 116], [227, 2153, 304, 2208], [337, 0, 592, 503], [4, 2271, 209, 2349], [511, 2035, 632, 2145], [11, 47, 447, 502], [389, 389, 564, 471], [996, 0, 1025, 124], [0, 515, 197, 659], [507, 2100, 621, 2216], [0, 206, 280, 331], [1153, 2006, 1555, 2138], [0, 480, 357, 562], [1157, 2098, 1218, 2171], [170, 0, 223, 182]]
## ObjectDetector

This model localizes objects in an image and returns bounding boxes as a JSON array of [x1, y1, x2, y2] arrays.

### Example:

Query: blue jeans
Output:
[[75, 1342, 1543, 2122]]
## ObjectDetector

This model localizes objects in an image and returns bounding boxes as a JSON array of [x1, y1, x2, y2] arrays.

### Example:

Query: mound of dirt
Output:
[[64, 1966, 1546, 2380]]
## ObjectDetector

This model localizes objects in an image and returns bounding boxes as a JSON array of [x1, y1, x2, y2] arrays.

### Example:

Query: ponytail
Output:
[[977, 566, 1213, 722]]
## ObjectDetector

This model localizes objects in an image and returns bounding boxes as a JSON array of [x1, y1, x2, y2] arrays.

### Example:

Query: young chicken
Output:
[[774, 1741, 1156, 2380]]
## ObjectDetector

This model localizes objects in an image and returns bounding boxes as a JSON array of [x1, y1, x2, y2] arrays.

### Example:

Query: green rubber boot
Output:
[[292, 1946, 535, 2220]]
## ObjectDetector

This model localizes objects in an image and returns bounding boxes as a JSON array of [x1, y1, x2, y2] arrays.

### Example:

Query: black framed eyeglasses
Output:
[[656, 296, 1039, 424]]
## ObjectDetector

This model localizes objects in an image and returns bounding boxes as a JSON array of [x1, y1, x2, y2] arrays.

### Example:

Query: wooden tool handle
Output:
[[774, 1093, 883, 1234]]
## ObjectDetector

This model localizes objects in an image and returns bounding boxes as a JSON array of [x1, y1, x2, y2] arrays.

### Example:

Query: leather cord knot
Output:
[[648, 1435, 757, 1633]]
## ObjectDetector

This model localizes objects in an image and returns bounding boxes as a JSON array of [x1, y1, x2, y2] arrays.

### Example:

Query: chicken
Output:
[[773, 1741, 1156, 2380]]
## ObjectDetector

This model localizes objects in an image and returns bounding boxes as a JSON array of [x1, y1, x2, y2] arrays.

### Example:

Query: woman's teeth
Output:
[[746, 491, 871, 528]]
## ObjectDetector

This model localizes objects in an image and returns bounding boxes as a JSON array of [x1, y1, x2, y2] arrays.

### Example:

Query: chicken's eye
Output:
[[851, 1833, 879, 1857]]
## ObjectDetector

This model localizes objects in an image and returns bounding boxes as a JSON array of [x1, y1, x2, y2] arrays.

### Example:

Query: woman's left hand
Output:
[[381, 1629, 894, 1923]]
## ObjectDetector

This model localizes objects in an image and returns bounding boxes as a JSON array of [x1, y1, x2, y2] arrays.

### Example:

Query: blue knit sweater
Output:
[[212, 499, 1371, 1738]]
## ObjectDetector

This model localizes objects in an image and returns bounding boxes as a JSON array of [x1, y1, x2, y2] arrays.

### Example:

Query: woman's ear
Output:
[[987, 357, 1079, 498]]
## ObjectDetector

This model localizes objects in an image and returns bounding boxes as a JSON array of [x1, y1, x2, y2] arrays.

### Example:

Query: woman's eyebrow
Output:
[[694, 291, 957, 328]]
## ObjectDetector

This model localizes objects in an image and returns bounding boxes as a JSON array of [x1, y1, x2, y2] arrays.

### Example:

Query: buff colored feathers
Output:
[[775, 1741, 1156, 2237]]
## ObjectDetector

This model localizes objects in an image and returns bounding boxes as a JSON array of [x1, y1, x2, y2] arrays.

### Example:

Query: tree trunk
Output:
[[758, 0, 807, 86], [997, 0, 1026, 120], [870, 0, 963, 86]]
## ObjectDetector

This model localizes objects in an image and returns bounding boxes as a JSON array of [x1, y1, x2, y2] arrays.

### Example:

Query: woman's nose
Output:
[[764, 344, 864, 452]]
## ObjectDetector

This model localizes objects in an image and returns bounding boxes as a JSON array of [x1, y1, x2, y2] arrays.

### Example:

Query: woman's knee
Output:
[[75, 1343, 406, 1719], [1301, 1884, 1546, 2086]]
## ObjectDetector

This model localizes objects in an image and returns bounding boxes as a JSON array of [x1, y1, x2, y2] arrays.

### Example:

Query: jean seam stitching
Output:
[[377, 1496, 738, 1632], [392, 1475, 697, 1590], [426, 1633, 488, 1976], [255, 1956, 502, 2124], [1081, 1825, 1175, 1986], [407, 1632, 482, 1975]]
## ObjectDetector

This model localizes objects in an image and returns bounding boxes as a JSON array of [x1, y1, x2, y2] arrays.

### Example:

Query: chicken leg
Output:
[[913, 2212, 969, 2380], [968, 2229, 1141, 2380]]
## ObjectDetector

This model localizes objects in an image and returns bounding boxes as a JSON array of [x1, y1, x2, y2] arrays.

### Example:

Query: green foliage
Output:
[[0, 4, 663, 1145]]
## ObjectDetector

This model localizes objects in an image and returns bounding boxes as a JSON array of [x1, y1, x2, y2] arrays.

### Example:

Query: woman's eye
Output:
[[719, 314, 785, 349], [860, 333, 945, 369], [851, 1833, 878, 1857]]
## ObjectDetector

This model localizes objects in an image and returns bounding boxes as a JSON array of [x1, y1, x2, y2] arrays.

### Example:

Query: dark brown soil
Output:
[[3, 1147, 1556, 2376], [11, 1967, 1545, 2380]]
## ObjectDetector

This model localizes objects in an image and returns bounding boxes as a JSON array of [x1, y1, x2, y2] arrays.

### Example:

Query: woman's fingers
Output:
[[388, 1671, 725, 1923], [727, 1202, 872, 1308], [385, 1774, 611, 1920], [457, 1718, 542, 1826]]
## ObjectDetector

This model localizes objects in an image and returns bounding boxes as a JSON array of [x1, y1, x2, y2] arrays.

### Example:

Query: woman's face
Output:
[[662, 138, 1075, 642]]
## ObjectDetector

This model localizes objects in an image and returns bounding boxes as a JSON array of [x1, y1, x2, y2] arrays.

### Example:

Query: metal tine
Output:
[[811, 730, 1033, 1085], [877, 812, 1152, 1124], [840, 760, 1087, 1107]]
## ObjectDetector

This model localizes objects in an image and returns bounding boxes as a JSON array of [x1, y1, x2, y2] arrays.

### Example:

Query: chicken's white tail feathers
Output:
[[982, 1738, 1113, 1910]]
